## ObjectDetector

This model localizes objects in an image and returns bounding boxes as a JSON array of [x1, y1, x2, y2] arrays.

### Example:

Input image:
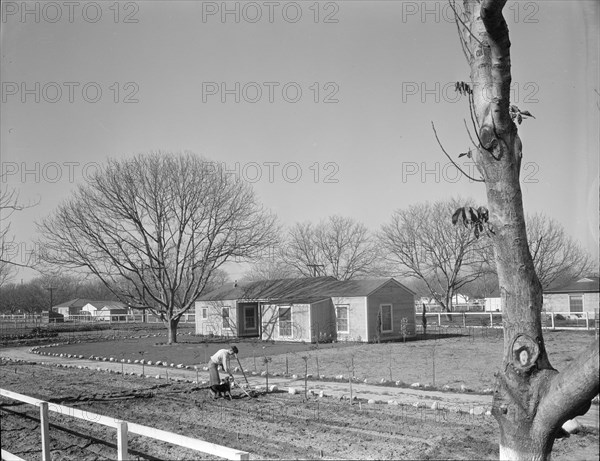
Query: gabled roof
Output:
[[99, 305, 128, 313], [327, 278, 413, 297], [53, 298, 94, 309], [197, 277, 413, 303], [53, 299, 125, 309], [545, 276, 600, 294], [197, 277, 337, 302]]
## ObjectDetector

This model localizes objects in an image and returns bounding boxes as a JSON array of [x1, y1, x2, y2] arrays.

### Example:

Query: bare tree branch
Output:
[[431, 122, 485, 182], [37, 152, 278, 343], [0, 186, 40, 285], [378, 198, 492, 313], [280, 216, 377, 280]]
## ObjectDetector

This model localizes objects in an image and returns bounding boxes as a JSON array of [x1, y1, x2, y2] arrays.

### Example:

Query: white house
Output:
[[543, 276, 599, 317], [195, 277, 416, 343], [80, 301, 129, 319]]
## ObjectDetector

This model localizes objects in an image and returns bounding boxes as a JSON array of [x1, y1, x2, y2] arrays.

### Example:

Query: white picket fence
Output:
[[419, 311, 597, 331], [0, 388, 249, 460]]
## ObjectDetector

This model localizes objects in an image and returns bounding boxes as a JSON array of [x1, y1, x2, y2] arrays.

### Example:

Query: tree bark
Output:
[[166, 317, 180, 345], [455, 1, 600, 458]]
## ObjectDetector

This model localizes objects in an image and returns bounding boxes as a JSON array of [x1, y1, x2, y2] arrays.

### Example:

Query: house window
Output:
[[380, 304, 393, 332], [569, 295, 583, 313], [336, 305, 349, 333], [244, 306, 256, 330], [222, 307, 230, 329], [279, 306, 292, 337], [202, 308, 208, 319]]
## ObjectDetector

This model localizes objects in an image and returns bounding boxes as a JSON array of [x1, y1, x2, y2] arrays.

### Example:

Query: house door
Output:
[[238, 302, 259, 337]]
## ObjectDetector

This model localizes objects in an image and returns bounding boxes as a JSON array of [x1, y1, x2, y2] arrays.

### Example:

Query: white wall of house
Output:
[[485, 297, 502, 312], [331, 296, 367, 342], [261, 303, 311, 342], [81, 303, 101, 316], [195, 300, 236, 336], [543, 292, 599, 316]]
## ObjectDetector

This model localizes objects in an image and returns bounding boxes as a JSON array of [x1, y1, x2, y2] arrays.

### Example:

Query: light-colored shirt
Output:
[[210, 349, 232, 372]]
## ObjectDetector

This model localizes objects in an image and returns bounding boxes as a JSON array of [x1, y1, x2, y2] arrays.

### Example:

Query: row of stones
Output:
[[14, 351, 474, 410], [326, 375, 493, 394], [285, 386, 491, 416], [4, 356, 583, 434], [7, 356, 479, 414], [31, 343, 492, 394], [0, 355, 515, 419]]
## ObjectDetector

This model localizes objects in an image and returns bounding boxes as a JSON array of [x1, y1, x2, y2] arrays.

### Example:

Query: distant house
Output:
[[481, 276, 600, 315], [195, 277, 416, 343], [484, 287, 501, 312], [53, 299, 129, 321], [81, 302, 101, 317], [419, 293, 481, 312], [543, 276, 600, 317], [53, 298, 91, 318], [81, 301, 127, 317], [97, 304, 129, 321]]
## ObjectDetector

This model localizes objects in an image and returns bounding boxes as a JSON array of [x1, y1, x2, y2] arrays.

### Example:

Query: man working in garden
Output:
[[208, 345, 239, 389]]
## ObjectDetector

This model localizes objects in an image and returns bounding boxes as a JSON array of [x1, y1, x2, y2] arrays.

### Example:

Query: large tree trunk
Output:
[[166, 317, 180, 345], [456, 1, 599, 458]]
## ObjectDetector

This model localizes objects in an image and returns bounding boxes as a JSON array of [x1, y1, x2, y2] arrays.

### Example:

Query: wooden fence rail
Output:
[[0, 388, 249, 461]]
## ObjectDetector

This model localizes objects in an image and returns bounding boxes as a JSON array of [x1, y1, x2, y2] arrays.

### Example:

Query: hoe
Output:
[[232, 353, 258, 399]]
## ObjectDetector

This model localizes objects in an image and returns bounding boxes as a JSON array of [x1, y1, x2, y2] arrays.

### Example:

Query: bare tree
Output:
[[0, 280, 47, 315], [0, 284, 26, 314], [472, 212, 593, 295], [379, 199, 492, 313], [441, 1, 599, 458], [526, 213, 594, 289], [242, 259, 299, 282], [282, 216, 377, 280], [37, 152, 278, 344], [0, 186, 38, 286]]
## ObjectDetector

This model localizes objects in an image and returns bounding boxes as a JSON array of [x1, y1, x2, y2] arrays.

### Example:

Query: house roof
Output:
[[99, 305, 128, 313], [197, 277, 413, 304], [545, 276, 600, 294], [53, 298, 94, 309], [197, 277, 337, 302], [53, 299, 126, 309]]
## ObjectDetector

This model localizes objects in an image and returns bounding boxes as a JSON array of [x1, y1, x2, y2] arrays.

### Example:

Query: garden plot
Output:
[[1, 359, 598, 460]]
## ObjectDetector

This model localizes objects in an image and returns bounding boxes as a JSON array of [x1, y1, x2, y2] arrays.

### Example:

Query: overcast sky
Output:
[[1, 0, 599, 282]]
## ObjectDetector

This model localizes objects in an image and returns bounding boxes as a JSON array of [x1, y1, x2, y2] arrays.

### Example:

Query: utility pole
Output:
[[45, 286, 56, 312]]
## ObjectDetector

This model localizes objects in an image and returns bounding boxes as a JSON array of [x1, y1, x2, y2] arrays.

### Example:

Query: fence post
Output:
[[585, 312, 589, 330], [462, 313, 466, 328], [116, 420, 128, 460], [40, 402, 51, 461], [551, 312, 555, 330], [489, 312, 493, 327], [437, 313, 441, 325]]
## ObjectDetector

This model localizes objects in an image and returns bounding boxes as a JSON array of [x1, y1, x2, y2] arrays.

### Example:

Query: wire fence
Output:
[[0, 315, 195, 341]]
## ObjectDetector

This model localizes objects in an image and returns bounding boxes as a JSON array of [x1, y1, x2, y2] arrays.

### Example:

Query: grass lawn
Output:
[[46, 329, 597, 391]]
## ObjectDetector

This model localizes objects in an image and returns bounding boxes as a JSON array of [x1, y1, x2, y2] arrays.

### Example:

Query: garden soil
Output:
[[1, 345, 598, 460]]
